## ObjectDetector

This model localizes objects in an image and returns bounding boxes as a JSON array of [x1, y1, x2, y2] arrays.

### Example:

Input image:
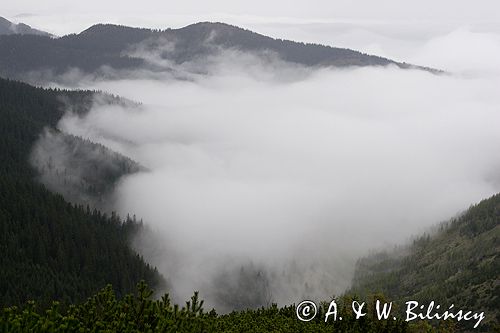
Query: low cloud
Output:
[[34, 28, 500, 310]]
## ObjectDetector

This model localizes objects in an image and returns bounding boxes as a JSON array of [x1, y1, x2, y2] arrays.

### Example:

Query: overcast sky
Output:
[[4, 1, 500, 39], [4, 0, 500, 21]]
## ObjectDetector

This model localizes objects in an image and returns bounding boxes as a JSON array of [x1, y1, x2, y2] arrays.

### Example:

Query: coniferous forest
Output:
[[0, 78, 162, 307]]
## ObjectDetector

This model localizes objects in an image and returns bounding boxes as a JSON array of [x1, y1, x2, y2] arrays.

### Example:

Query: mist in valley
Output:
[[29, 26, 500, 311]]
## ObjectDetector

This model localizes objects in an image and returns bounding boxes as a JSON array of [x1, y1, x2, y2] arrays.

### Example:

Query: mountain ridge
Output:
[[72, 21, 437, 70], [0, 16, 50, 36], [0, 21, 440, 80]]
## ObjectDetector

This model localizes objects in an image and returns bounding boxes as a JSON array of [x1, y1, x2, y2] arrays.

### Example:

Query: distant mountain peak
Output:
[[0, 16, 51, 36], [185, 21, 241, 30], [0, 20, 441, 80], [78, 23, 155, 36]]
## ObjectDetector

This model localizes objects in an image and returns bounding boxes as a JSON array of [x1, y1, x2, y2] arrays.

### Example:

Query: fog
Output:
[[31, 27, 500, 310]]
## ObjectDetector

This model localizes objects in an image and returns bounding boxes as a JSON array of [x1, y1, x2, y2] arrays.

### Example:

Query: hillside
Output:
[[0, 22, 435, 80], [350, 194, 500, 331], [0, 16, 50, 36], [0, 77, 163, 307], [31, 129, 144, 210]]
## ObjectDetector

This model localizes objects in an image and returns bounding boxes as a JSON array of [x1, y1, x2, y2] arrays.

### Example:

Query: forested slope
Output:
[[350, 194, 500, 331], [0, 22, 436, 80], [0, 16, 50, 36], [0, 77, 162, 307]]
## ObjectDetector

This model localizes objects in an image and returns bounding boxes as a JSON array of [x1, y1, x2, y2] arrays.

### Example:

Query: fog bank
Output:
[[35, 28, 500, 310]]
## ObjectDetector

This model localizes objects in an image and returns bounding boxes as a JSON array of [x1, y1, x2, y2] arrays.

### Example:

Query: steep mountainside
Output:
[[0, 77, 162, 307], [350, 194, 500, 331], [0, 22, 435, 79]]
